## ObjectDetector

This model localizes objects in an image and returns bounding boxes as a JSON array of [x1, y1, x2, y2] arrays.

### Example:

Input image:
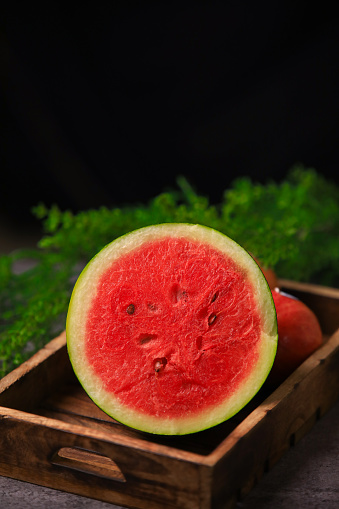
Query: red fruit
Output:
[[269, 289, 323, 385]]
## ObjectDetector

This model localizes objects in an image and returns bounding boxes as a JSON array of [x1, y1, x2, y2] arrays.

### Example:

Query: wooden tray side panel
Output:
[[0, 410, 211, 509], [0, 332, 74, 412], [210, 329, 339, 508]]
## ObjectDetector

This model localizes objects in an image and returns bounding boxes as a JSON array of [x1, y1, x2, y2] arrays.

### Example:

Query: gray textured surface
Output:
[[0, 399, 338, 509]]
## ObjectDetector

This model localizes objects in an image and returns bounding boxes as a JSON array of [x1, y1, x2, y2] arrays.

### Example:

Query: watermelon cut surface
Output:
[[66, 224, 277, 435]]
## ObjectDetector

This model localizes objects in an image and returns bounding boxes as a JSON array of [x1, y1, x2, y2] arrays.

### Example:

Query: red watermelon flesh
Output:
[[67, 224, 277, 435]]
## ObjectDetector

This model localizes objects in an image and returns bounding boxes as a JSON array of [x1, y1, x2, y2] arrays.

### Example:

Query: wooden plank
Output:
[[41, 385, 119, 423]]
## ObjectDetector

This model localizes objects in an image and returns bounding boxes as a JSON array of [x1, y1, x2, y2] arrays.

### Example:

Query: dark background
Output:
[[2, 2, 339, 235]]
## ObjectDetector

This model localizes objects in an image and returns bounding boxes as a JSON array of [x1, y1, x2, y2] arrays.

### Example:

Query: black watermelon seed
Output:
[[126, 304, 135, 314], [211, 292, 219, 303], [208, 314, 217, 325]]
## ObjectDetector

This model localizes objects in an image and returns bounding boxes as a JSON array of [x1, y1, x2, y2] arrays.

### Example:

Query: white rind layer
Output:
[[66, 223, 278, 435]]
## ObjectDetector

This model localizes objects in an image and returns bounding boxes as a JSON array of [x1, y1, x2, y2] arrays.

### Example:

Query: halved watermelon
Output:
[[66, 224, 277, 435]]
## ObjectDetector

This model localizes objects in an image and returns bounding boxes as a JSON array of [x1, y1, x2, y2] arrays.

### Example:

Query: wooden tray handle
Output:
[[50, 446, 126, 483]]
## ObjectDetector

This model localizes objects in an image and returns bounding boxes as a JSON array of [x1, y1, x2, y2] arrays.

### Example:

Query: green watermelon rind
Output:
[[66, 223, 278, 435]]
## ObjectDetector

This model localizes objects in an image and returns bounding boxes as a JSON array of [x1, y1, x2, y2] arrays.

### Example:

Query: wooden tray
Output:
[[0, 280, 339, 509]]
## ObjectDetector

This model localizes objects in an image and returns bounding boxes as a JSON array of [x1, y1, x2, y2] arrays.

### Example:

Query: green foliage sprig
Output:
[[1, 166, 339, 378]]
